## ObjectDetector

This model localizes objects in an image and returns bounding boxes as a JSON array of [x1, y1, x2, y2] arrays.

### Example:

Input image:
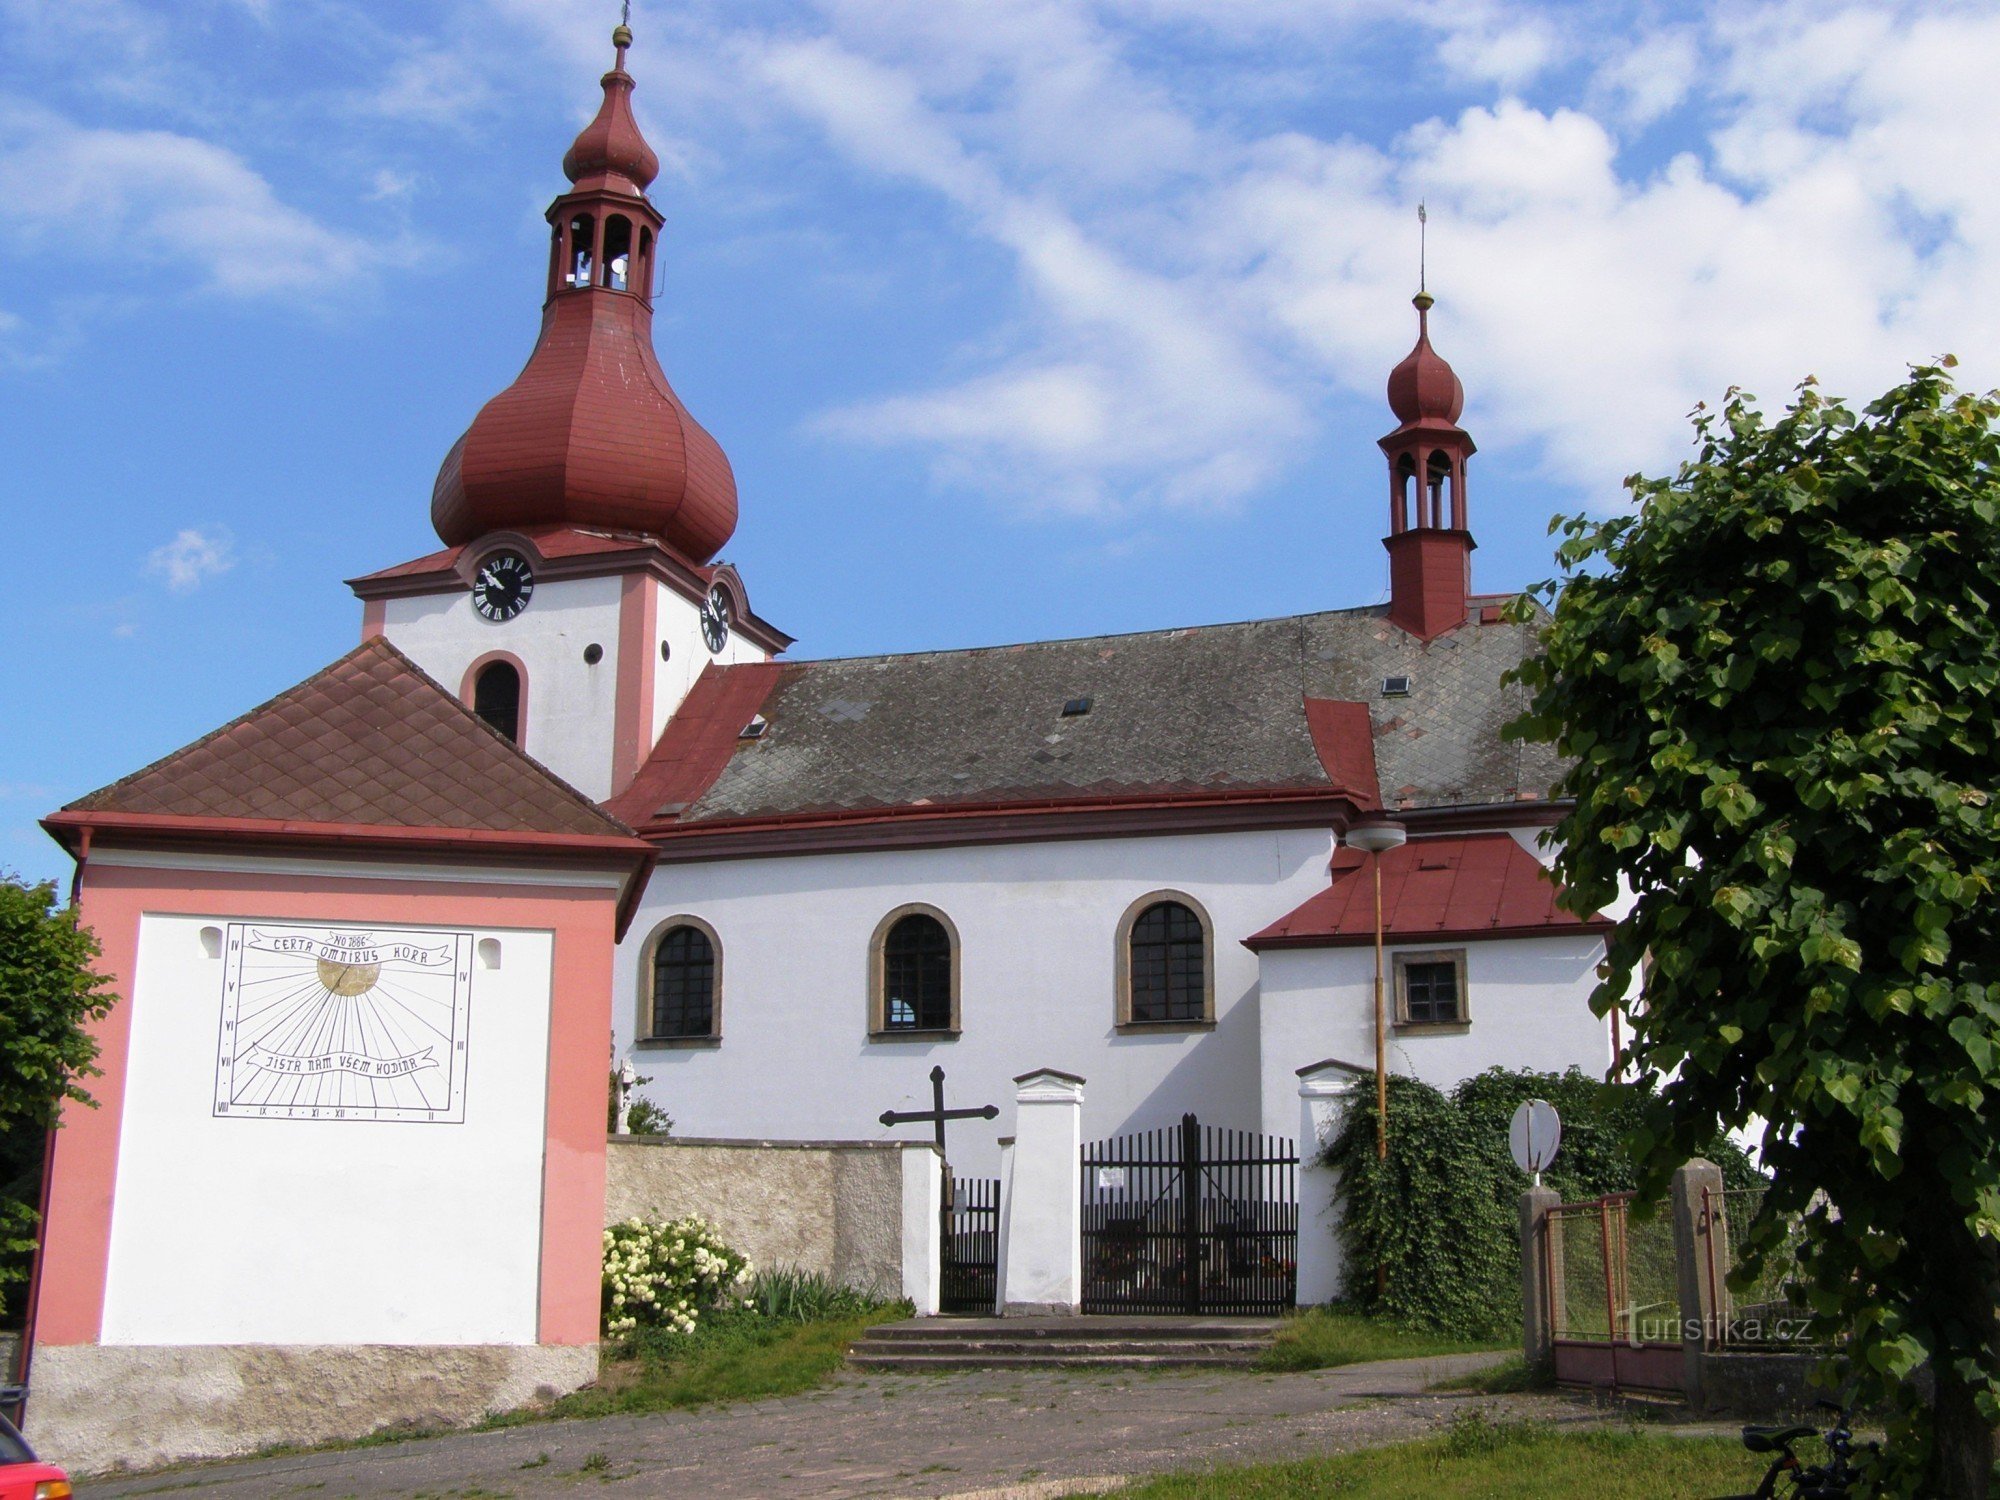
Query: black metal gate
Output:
[[941, 1175, 1000, 1314], [1081, 1114, 1297, 1315]]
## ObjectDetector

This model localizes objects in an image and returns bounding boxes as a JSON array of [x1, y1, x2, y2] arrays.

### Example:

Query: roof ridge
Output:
[[752, 603, 1400, 671]]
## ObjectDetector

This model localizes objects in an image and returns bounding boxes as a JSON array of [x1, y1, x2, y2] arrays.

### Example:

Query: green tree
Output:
[[0, 875, 117, 1322], [1507, 364, 2000, 1497]]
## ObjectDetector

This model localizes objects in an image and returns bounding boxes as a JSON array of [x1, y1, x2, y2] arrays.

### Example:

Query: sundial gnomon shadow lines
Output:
[[213, 922, 474, 1124]]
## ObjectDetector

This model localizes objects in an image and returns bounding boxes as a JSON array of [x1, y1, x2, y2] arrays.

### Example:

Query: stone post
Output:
[[999, 1069, 1085, 1316], [1671, 1157, 1726, 1408], [992, 1137, 1015, 1316], [900, 1142, 942, 1317], [1520, 1184, 1561, 1376], [1294, 1058, 1369, 1306]]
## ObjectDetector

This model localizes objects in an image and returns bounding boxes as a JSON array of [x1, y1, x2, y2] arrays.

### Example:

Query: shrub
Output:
[[743, 1266, 882, 1324], [600, 1216, 752, 1338], [1324, 1066, 1762, 1338]]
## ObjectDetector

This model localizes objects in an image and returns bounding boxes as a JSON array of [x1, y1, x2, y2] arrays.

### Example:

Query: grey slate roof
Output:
[[674, 604, 1564, 823]]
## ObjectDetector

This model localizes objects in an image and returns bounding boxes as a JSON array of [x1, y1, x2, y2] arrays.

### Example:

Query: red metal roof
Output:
[[1244, 832, 1610, 949], [603, 661, 789, 827]]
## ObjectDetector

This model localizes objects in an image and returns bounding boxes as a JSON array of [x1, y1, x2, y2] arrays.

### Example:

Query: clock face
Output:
[[700, 586, 733, 653], [471, 551, 534, 622]]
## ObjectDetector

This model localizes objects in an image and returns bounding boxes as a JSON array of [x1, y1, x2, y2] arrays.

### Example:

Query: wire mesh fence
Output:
[[1548, 1194, 1679, 1345], [1704, 1184, 1824, 1349]]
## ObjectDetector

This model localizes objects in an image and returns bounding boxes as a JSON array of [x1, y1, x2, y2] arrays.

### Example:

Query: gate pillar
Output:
[[1295, 1058, 1369, 1306], [1000, 1069, 1086, 1316], [1520, 1184, 1561, 1377]]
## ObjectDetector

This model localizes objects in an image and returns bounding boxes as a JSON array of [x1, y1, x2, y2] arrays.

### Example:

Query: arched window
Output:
[[603, 215, 633, 291], [871, 907, 958, 1035], [637, 226, 653, 296], [473, 659, 521, 743], [1119, 894, 1213, 1027], [648, 922, 719, 1040], [566, 212, 595, 288]]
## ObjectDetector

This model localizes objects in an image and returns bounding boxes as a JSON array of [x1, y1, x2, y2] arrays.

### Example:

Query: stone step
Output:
[[864, 1328, 1272, 1352], [847, 1349, 1259, 1371], [857, 1338, 1263, 1358], [847, 1316, 1279, 1371]]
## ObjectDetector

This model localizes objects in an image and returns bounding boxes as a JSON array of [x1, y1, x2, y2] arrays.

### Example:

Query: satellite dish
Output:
[[1509, 1099, 1562, 1183]]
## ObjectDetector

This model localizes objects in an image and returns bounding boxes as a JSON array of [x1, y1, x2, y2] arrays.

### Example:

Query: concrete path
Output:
[[80, 1351, 1608, 1499]]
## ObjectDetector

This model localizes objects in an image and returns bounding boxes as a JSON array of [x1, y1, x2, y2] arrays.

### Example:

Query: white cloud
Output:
[[682, 0, 2000, 512], [0, 103, 383, 298], [145, 527, 236, 593]]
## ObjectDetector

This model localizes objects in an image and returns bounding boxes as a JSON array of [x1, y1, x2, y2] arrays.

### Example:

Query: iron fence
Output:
[[1080, 1114, 1296, 1315]]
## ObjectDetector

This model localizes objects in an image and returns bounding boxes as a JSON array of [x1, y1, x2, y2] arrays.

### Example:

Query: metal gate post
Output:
[[1181, 1113, 1202, 1315]]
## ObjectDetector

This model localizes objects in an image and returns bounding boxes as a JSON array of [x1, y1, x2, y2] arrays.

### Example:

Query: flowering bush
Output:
[[600, 1215, 753, 1338]]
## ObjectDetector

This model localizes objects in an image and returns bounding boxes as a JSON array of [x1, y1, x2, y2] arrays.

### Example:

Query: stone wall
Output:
[[606, 1136, 925, 1301], [26, 1343, 596, 1475]]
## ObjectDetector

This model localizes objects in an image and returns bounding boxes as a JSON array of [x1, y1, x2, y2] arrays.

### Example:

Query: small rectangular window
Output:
[[1395, 950, 1467, 1027], [1382, 675, 1412, 697]]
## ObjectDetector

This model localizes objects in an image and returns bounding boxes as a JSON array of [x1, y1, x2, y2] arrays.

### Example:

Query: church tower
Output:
[[1378, 290, 1476, 640], [348, 25, 788, 801]]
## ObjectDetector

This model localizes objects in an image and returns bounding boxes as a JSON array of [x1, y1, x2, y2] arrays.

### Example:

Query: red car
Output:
[[0, 1406, 68, 1500]]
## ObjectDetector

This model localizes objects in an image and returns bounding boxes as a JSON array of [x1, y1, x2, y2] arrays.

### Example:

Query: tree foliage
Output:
[[1507, 364, 2000, 1496], [0, 875, 116, 1322], [1324, 1066, 1759, 1339]]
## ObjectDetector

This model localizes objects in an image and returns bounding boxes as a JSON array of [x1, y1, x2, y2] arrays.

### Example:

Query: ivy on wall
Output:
[[1322, 1066, 1761, 1339]]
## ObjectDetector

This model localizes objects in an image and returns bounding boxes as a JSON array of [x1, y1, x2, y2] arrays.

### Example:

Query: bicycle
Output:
[[1716, 1399, 1877, 1498]]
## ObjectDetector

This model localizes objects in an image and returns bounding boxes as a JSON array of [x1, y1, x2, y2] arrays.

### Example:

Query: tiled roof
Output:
[[59, 637, 636, 841], [1244, 832, 1609, 949], [621, 605, 1564, 831]]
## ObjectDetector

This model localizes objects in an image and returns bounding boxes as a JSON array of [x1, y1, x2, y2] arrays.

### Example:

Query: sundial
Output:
[[212, 921, 474, 1123]]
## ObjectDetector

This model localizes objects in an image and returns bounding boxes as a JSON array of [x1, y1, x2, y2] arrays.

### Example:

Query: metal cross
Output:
[[879, 1065, 998, 1161]]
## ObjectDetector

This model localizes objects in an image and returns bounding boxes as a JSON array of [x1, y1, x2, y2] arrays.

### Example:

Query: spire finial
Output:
[[1413, 201, 1434, 314], [613, 1, 633, 60]]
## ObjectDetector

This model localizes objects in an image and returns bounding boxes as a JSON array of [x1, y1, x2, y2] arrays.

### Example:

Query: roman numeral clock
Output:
[[471, 551, 534, 622]]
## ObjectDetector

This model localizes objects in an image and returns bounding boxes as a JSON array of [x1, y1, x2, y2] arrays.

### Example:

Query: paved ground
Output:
[[83, 1352, 1623, 1500]]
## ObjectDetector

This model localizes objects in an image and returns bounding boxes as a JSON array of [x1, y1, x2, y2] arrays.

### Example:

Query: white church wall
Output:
[[616, 828, 1336, 1176], [381, 574, 623, 799], [649, 578, 770, 748], [1254, 933, 1613, 1141], [99, 913, 554, 1346]]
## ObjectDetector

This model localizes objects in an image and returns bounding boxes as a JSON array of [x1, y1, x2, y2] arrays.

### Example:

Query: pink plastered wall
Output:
[[34, 855, 617, 1349]]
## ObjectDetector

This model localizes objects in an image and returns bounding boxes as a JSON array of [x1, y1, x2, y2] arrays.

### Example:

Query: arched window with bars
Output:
[[1119, 894, 1213, 1027], [871, 907, 958, 1035], [645, 920, 720, 1042]]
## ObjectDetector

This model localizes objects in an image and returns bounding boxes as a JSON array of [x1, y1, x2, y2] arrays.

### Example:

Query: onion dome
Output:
[[429, 26, 738, 564], [1385, 291, 1465, 426], [562, 25, 659, 195]]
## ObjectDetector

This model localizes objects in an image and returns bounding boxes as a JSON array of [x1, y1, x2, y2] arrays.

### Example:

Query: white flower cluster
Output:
[[600, 1214, 755, 1338]]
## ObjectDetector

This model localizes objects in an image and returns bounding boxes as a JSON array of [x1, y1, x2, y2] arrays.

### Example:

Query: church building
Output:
[[24, 23, 1615, 1466]]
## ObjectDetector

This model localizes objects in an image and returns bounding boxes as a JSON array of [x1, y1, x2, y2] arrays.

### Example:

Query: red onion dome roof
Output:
[[1386, 292, 1464, 426], [429, 27, 737, 562], [562, 26, 659, 194], [430, 294, 738, 560]]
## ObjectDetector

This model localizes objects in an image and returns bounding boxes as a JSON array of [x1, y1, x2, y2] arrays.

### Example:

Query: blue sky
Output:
[[3, 0, 1995, 886]]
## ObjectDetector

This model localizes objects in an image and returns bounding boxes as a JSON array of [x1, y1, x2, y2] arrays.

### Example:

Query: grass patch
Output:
[[501, 1285, 909, 1422], [1427, 1353, 1540, 1394], [1069, 1414, 1767, 1497], [1256, 1305, 1514, 1372]]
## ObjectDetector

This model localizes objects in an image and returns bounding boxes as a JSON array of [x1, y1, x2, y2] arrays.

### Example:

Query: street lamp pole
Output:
[[1344, 818, 1406, 1299], [1343, 821, 1408, 1158]]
